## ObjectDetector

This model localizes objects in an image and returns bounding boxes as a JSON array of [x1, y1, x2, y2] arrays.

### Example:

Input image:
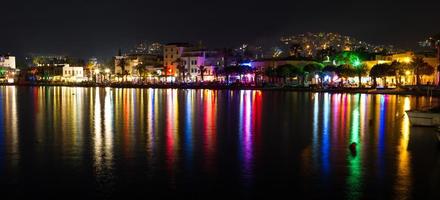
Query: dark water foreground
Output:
[[0, 86, 439, 199]]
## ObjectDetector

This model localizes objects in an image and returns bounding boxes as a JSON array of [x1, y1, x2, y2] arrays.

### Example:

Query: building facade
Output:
[[114, 53, 163, 80], [163, 43, 192, 77], [180, 50, 220, 82], [50, 64, 84, 82], [0, 55, 16, 69], [364, 51, 440, 86]]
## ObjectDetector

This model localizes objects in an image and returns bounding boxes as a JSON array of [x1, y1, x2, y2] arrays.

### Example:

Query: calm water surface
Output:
[[0, 86, 439, 199]]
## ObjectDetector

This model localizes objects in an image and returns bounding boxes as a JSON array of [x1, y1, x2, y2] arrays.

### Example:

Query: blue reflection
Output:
[[321, 93, 330, 174], [312, 93, 319, 169], [378, 95, 386, 178], [185, 91, 194, 169]]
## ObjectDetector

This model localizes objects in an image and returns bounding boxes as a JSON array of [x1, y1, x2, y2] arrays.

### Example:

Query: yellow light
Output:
[[105, 68, 110, 73], [95, 69, 100, 74], [403, 57, 411, 63], [405, 70, 411, 75]]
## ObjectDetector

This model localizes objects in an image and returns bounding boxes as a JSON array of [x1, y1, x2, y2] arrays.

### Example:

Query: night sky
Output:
[[1, 0, 439, 61]]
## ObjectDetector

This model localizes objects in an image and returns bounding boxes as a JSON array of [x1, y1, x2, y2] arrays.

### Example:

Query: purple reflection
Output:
[[239, 90, 254, 185]]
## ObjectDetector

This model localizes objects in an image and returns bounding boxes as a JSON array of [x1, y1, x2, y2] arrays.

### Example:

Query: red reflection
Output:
[[33, 87, 39, 113], [203, 90, 217, 172], [165, 90, 179, 176], [252, 91, 262, 150]]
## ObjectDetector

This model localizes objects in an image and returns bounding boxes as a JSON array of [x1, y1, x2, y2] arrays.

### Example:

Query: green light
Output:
[[334, 51, 362, 67], [352, 58, 361, 67]]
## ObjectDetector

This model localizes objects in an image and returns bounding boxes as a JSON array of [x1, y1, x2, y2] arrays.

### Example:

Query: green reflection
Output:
[[347, 95, 362, 200]]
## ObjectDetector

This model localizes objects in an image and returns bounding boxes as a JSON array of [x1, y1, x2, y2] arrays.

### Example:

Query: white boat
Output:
[[406, 110, 440, 127]]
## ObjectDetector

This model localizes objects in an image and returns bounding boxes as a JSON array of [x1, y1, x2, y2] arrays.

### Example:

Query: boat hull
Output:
[[406, 110, 440, 127]]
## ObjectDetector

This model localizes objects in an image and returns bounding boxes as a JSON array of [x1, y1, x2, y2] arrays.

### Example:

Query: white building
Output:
[[53, 64, 85, 82], [0, 55, 16, 69], [181, 50, 220, 82]]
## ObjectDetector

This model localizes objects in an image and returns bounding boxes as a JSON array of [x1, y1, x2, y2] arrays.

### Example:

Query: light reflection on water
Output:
[[0, 86, 438, 199]]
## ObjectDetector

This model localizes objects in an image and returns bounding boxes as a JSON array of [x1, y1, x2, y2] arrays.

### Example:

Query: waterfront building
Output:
[[180, 49, 221, 82], [0, 55, 16, 69], [114, 52, 163, 82], [363, 51, 439, 86], [163, 43, 192, 81], [54, 64, 85, 82]]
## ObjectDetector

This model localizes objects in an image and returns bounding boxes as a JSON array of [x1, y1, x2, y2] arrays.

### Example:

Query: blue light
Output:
[[241, 62, 252, 67]]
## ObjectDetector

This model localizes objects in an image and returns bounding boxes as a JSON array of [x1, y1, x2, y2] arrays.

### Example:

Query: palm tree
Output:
[[118, 57, 127, 82], [337, 64, 356, 87], [213, 66, 220, 82], [136, 64, 146, 83], [276, 64, 292, 84], [390, 61, 403, 87], [410, 56, 434, 86], [198, 65, 206, 82], [370, 63, 395, 88], [354, 64, 368, 88], [174, 58, 185, 82], [264, 67, 277, 84], [303, 63, 322, 86]]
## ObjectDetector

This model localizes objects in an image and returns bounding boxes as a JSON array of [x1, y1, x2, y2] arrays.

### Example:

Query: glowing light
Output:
[[402, 57, 412, 64], [241, 62, 252, 67], [405, 70, 411, 75]]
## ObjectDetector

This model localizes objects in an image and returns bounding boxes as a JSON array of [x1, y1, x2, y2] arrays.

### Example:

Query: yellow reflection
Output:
[[5, 87, 19, 157], [104, 88, 114, 169], [93, 89, 103, 171], [93, 88, 114, 185], [394, 97, 411, 198]]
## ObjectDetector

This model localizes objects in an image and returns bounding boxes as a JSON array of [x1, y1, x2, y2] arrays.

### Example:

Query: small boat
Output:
[[406, 107, 440, 127]]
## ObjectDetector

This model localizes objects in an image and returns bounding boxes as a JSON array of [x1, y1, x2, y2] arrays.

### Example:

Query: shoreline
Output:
[[1, 82, 439, 96]]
